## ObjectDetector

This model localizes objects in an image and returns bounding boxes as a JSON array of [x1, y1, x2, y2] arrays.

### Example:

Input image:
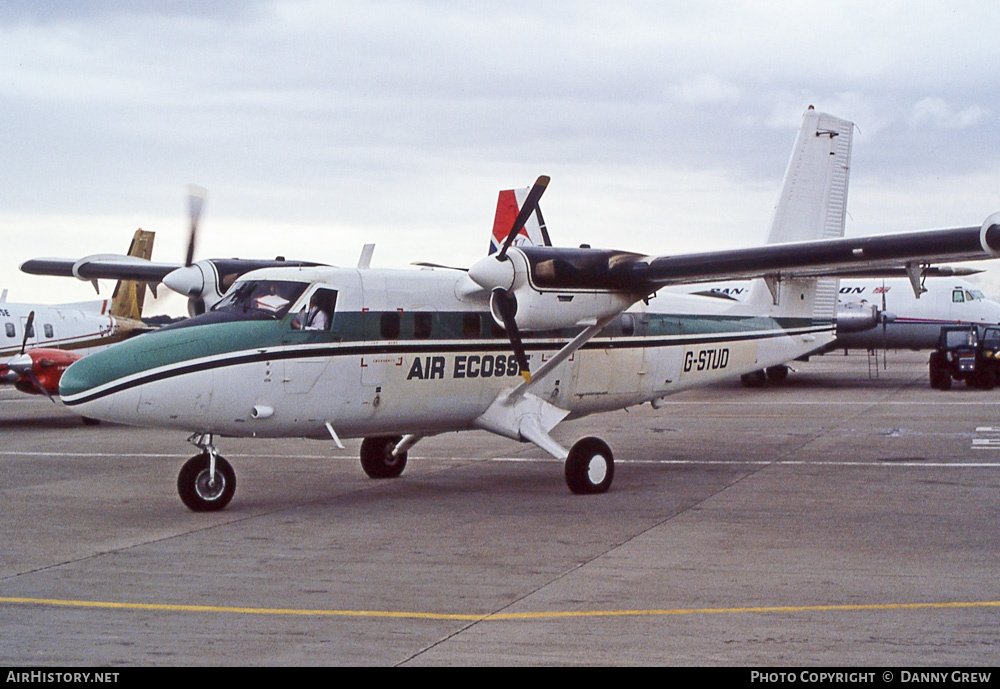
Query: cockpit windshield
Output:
[[212, 280, 308, 320]]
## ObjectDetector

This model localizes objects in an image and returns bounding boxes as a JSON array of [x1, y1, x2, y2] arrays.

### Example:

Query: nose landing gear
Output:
[[178, 433, 236, 511]]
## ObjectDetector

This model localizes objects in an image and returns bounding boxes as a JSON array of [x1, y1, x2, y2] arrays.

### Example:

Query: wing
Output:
[[20, 256, 181, 282], [21, 256, 326, 284], [627, 219, 1000, 289], [502, 216, 1000, 296]]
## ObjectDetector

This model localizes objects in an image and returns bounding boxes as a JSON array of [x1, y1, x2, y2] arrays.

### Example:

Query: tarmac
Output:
[[1, 350, 999, 666]]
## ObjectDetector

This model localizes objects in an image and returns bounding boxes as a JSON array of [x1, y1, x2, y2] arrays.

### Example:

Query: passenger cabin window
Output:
[[44, 324, 53, 338], [381, 312, 401, 340], [5, 323, 13, 338], [620, 313, 635, 337], [413, 313, 432, 339], [462, 313, 481, 338]]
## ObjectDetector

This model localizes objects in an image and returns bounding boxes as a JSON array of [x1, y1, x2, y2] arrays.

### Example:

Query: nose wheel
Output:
[[178, 452, 236, 511]]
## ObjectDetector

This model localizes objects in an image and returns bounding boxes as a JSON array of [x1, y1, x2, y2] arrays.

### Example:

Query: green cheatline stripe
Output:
[[2, 597, 998, 621]]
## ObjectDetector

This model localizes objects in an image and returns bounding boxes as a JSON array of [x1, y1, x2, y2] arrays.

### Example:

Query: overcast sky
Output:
[[3, 1, 1000, 314]]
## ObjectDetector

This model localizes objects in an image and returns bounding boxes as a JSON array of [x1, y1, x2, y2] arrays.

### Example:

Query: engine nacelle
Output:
[[489, 286, 635, 332], [8, 348, 83, 396], [836, 301, 889, 333], [469, 247, 644, 332]]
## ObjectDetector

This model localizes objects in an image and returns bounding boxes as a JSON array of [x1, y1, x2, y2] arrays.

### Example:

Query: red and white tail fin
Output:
[[489, 187, 551, 255]]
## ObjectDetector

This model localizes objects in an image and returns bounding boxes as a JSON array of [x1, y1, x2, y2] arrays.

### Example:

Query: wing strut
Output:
[[473, 311, 622, 460]]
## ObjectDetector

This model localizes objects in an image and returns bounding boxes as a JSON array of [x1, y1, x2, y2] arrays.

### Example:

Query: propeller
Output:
[[481, 175, 550, 383], [185, 185, 206, 267], [6, 311, 55, 402], [163, 186, 209, 315]]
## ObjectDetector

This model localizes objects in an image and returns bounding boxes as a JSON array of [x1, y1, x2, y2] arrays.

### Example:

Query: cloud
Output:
[[669, 74, 740, 105], [3, 2, 1000, 310], [908, 97, 991, 129]]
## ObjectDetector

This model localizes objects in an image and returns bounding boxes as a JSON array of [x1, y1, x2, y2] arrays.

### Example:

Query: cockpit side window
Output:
[[291, 288, 338, 331]]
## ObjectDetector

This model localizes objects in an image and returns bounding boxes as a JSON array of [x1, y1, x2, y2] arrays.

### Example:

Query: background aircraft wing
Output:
[[20, 256, 180, 282]]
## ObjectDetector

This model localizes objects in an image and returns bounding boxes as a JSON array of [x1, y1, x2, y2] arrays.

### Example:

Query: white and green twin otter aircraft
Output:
[[54, 108, 1000, 510]]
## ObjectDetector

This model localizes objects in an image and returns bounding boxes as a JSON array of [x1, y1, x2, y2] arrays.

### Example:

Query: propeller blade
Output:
[[497, 176, 550, 260], [492, 289, 532, 382], [23, 368, 55, 403], [19, 311, 35, 356], [185, 185, 207, 267]]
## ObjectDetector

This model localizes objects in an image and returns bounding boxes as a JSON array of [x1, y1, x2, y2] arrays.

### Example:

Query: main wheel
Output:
[[981, 366, 998, 390], [177, 453, 236, 512], [928, 353, 950, 390], [360, 436, 407, 479], [765, 365, 789, 384], [565, 437, 614, 495], [740, 370, 767, 388]]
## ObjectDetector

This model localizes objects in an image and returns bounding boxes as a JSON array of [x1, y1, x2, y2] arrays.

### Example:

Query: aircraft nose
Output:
[[59, 350, 110, 401]]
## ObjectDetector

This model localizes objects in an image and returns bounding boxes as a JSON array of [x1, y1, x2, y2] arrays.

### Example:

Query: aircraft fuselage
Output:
[[60, 265, 835, 438]]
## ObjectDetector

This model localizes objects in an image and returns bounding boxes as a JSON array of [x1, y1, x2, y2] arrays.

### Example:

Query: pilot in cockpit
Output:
[[292, 291, 333, 331]]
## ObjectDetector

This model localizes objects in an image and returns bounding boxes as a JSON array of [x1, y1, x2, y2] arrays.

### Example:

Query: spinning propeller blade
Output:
[[185, 185, 207, 267]]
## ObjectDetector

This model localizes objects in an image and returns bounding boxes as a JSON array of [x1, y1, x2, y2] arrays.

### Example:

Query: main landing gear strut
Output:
[[178, 433, 236, 512], [357, 433, 615, 494]]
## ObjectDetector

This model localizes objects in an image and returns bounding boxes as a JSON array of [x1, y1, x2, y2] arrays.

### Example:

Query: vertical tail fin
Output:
[[748, 107, 853, 319], [109, 229, 155, 320], [489, 187, 551, 254]]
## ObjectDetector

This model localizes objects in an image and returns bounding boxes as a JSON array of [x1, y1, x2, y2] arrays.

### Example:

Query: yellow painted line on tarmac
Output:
[[2, 596, 999, 621]]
